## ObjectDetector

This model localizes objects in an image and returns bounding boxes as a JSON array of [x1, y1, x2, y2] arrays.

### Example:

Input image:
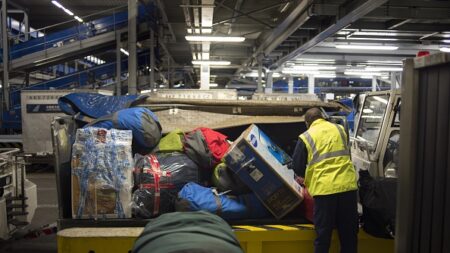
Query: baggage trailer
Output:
[[53, 96, 394, 253]]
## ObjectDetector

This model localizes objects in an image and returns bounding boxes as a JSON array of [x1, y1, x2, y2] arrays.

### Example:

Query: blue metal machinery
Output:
[[1, 5, 150, 62], [1, 3, 158, 130]]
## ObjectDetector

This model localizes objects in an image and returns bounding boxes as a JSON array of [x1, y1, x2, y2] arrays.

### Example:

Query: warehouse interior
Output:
[[0, 0, 449, 252]]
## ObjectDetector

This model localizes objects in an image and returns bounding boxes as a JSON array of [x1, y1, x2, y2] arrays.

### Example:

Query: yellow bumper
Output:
[[57, 225, 394, 253]]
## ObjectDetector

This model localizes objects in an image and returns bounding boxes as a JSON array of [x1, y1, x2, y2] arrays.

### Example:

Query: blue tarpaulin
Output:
[[58, 93, 148, 119]]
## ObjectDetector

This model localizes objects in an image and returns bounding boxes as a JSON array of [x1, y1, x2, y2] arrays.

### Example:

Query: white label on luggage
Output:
[[249, 168, 263, 182]]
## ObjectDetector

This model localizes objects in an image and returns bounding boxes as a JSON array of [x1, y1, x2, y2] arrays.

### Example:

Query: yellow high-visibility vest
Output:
[[299, 119, 357, 196]]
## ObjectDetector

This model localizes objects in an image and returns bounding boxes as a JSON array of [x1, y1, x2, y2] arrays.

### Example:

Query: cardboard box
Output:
[[224, 124, 303, 219]]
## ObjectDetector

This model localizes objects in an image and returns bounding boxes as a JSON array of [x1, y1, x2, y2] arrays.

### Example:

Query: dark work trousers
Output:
[[313, 190, 358, 253]]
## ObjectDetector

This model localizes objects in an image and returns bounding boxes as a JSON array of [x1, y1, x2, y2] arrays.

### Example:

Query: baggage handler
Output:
[[293, 107, 358, 253]]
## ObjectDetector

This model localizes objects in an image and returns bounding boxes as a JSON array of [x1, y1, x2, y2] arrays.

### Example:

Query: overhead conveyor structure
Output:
[[0, 3, 160, 130], [1, 4, 153, 71]]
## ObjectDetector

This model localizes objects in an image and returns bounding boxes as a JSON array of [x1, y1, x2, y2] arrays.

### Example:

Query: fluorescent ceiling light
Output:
[[282, 69, 320, 75], [74, 16, 83, 23], [345, 71, 381, 76], [315, 74, 337, 78], [381, 76, 389, 80], [293, 65, 336, 70], [337, 31, 351, 35], [360, 75, 374, 79], [443, 40, 450, 43], [296, 58, 335, 62], [63, 8, 74, 16], [366, 60, 403, 66], [209, 83, 218, 87], [51, 1, 63, 8], [440, 47, 450, 53], [366, 60, 402, 64], [346, 37, 399, 41], [192, 60, 231, 65], [120, 48, 129, 56], [365, 67, 403, 71], [52, 0, 74, 16], [354, 31, 398, 36], [336, 45, 398, 50], [185, 36, 245, 42]]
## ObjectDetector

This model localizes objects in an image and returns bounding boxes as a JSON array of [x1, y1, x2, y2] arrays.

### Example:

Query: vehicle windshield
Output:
[[355, 94, 390, 152]]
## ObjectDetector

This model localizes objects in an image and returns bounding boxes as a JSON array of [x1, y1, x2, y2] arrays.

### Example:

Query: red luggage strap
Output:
[[141, 155, 175, 216]]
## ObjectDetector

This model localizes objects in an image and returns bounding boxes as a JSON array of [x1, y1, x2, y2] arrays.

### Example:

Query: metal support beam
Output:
[[200, 64, 210, 90], [128, 0, 137, 95], [167, 56, 171, 88], [8, 1, 28, 12], [150, 29, 155, 91], [181, 0, 193, 30], [155, 0, 176, 42], [257, 58, 263, 93], [116, 31, 121, 96], [2, 0, 9, 111], [390, 72, 397, 90], [308, 75, 315, 94], [265, 72, 273, 94], [228, 0, 243, 34], [24, 72, 29, 87], [372, 76, 377, 92], [350, 21, 450, 32], [237, 0, 311, 74], [288, 76, 294, 94], [271, 0, 388, 68], [307, 3, 450, 20]]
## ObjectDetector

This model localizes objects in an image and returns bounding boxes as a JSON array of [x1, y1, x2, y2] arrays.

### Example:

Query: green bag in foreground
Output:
[[132, 211, 244, 253]]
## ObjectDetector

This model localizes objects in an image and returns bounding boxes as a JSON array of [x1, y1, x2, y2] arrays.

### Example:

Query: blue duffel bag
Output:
[[175, 182, 271, 220], [88, 107, 162, 152]]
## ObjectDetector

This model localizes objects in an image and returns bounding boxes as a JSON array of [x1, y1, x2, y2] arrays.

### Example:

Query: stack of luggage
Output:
[[62, 93, 323, 223]]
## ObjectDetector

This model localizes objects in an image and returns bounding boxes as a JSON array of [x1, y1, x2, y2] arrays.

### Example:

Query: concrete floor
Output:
[[0, 170, 58, 253]]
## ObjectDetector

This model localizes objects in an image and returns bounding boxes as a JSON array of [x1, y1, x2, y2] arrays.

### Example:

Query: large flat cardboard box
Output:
[[224, 124, 303, 219]]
